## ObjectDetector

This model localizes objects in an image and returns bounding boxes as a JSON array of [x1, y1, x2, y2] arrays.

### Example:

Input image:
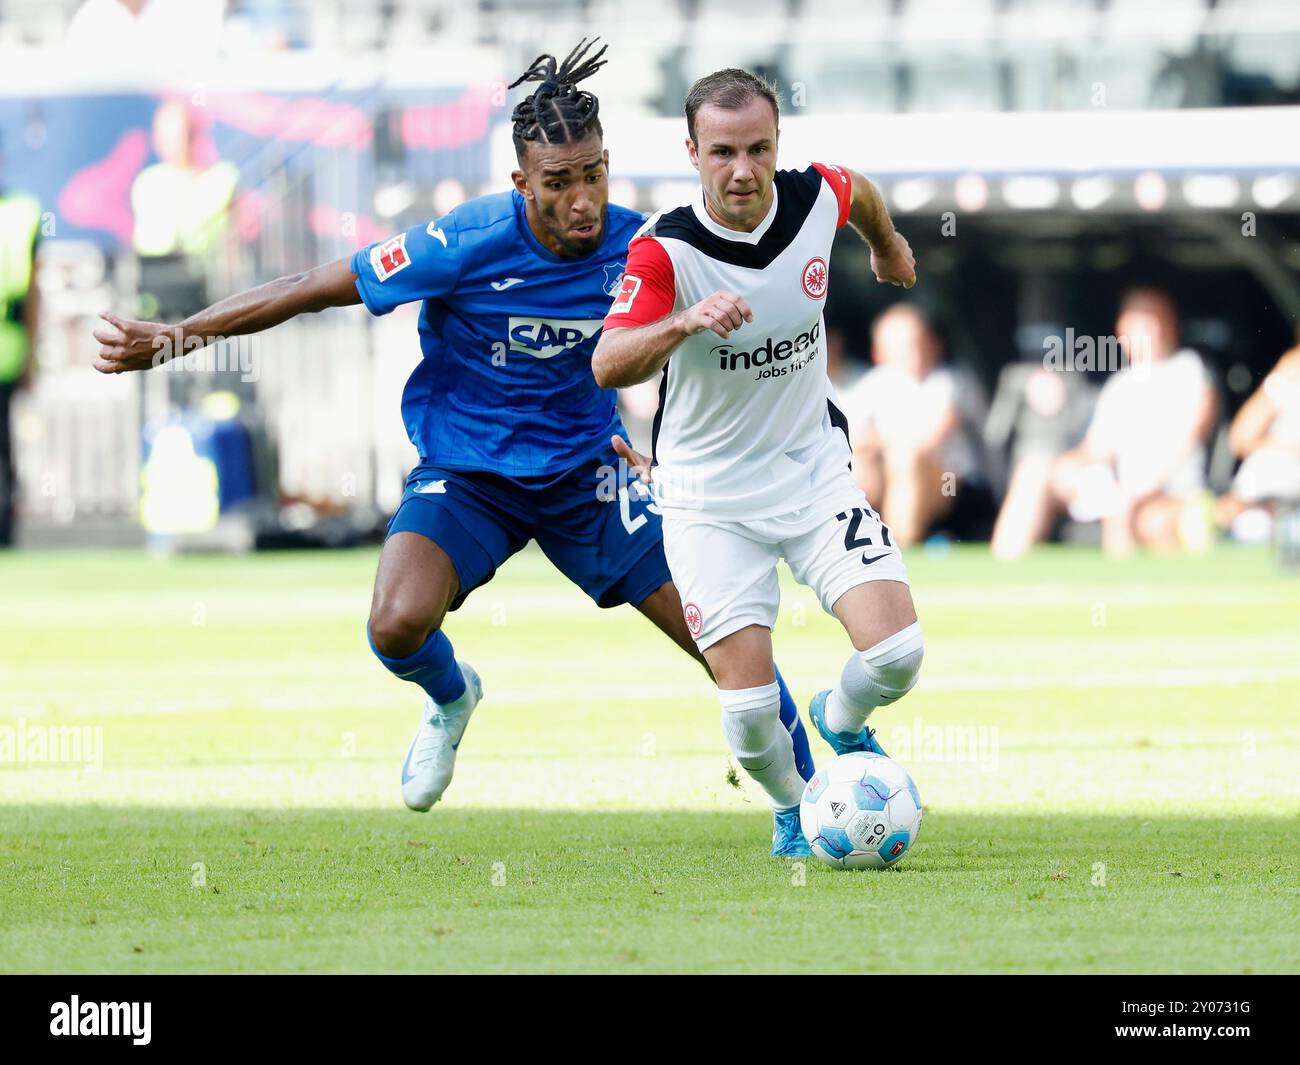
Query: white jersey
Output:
[[1086, 348, 1213, 496], [604, 163, 855, 521], [840, 363, 990, 481]]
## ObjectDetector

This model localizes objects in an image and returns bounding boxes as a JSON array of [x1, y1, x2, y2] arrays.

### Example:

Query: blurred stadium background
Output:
[[2, 0, 1299, 975], [0, 0, 1297, 553]]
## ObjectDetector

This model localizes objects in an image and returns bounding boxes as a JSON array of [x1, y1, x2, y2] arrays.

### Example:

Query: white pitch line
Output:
[[917, 663, 1300, 692], [3, 664, 1297, 720], [5, 580, 1297, 626], [466, 663, 1300, 704]]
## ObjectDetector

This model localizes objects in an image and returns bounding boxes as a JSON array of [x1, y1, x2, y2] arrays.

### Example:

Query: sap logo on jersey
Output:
[[713, 321, 821, 372], [508, 318, 603, 360]]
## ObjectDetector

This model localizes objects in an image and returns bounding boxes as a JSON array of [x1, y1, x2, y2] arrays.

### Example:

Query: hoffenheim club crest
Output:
[[603, 262, 626, 297]]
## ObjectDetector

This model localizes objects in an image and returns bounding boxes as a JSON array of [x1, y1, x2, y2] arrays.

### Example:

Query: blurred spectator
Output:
[[131, 102, 240, 326], [840, 304, 991, 546], [224, 0, 309, 51], [1217, 344, 1300, 542], [67, 0, 148, 48], [132, 102, 238, 261], [999, 288, 1218, 558], [988, 356, 1098, 558], [0, 154, 42, 547], [69, 0, 225, 57]]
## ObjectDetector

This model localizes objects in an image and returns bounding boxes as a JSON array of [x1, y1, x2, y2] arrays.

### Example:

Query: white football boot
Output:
[[400, 663, 482, 811]]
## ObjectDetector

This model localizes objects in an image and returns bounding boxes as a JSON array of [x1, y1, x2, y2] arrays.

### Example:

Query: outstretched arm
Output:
[[93, 257, 362, 374]]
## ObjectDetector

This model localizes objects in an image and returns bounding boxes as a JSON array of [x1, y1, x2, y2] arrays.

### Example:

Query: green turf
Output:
[[1, 544, 1298, 973]]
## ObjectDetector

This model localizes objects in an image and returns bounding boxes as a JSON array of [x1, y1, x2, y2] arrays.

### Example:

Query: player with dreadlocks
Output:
[[92, 40, 817, 856]]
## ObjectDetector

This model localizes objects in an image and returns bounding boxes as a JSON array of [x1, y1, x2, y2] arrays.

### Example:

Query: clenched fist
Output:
[[679, 290, 754, 340], [870, 231, 917, 289]]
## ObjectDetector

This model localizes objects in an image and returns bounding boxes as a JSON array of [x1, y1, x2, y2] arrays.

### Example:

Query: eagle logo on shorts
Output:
[[683, 602, 703, 637]]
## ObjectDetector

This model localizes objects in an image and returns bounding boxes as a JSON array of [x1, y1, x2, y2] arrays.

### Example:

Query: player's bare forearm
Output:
[[592, 317, 689, 388], [93, 257, 362, 374], [594, 289, 755, 388], [845, 169, 916, 289], [846, 170, 894, 248], [182, 258, 362, 339]]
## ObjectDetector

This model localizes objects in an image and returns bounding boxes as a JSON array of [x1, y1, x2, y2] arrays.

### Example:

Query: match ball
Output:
[[799, 752, 923, 870]]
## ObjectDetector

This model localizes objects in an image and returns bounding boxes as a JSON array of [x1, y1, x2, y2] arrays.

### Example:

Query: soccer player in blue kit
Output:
[[93, 40, 816, 857]]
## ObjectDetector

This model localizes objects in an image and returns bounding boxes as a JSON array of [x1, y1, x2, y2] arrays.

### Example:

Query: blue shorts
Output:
[[387, 442, 671, 612]]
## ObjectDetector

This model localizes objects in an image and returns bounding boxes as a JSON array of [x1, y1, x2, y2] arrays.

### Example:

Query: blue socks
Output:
[[775, 666, 815, 783], [367, 625, 467, 706]]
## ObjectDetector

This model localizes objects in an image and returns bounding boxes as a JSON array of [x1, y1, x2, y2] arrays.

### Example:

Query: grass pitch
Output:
[[1, 545, 1297, 973]]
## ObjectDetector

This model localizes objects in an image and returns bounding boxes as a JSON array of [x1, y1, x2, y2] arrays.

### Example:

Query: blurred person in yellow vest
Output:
[[131, 101, 238, 261], [0, 140, 42, 547]]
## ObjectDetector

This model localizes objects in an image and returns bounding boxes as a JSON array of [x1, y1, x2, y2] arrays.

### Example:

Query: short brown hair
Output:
[[684, 68, 781, 144]]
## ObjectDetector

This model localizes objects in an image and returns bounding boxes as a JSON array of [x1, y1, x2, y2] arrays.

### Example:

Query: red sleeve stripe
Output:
[[812, 162, 852, 229], [603, 235, 676, 328]]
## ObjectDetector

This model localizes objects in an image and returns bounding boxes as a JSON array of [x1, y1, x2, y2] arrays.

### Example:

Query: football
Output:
[[799, 752, 924, 869]]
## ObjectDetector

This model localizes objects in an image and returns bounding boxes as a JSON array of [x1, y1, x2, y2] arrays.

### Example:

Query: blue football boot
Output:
[[808, 689, 889, 757], [771, 804, 811, 859]]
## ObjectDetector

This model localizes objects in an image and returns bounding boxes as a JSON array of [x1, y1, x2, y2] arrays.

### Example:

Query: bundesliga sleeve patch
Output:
[[371, 234, 411, 282], [610, 274, 643, 315]]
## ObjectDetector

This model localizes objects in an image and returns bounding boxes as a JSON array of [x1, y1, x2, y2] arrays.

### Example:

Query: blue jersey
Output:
[[351, 192, 645, 479]]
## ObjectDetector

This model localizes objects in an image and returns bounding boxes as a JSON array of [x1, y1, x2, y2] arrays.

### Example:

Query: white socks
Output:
[[824, 622, 925, 737], [718, 624, 924, 807], [719, 681, 805, 810]]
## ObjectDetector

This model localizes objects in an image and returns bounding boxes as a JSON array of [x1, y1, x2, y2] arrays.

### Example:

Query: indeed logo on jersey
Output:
[[712, 321, 821, 379], [508, 318, 603, 360]]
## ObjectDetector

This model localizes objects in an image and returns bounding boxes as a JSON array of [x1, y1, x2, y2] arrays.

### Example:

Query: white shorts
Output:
[[1232, 446, 1300, 503], [662, 473, 910, 652], [1067, 460, 1203, 523]]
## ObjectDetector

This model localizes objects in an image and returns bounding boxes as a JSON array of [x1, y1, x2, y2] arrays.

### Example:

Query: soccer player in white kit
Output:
[[593, 69, 924, 857]]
